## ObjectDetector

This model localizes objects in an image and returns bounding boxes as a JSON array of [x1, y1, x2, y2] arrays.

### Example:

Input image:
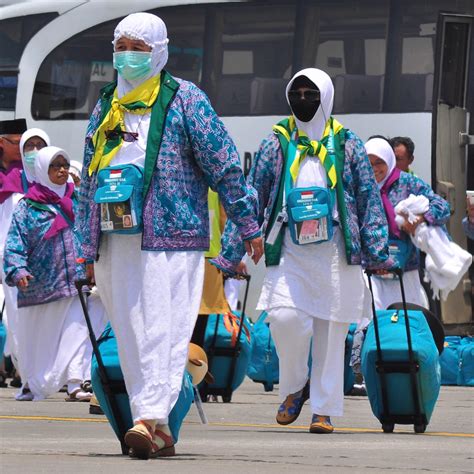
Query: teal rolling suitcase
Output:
[[362, 270, 441, 433], [200, 275, 252, 402], [76, 280, 194, 455]]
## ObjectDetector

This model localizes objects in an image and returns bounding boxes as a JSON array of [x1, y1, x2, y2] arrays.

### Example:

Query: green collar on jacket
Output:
[[97, 70, 180, 199]]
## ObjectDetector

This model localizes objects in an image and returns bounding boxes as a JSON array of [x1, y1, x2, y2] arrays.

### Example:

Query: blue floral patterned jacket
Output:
[[386, 172, 450, 271], [3, 198, 85, 307], [213, 128, 391, 272], [78, 77, 259, 260]]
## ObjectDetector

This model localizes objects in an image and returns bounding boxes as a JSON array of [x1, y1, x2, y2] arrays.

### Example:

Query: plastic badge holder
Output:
[[286, 186, 333, 245], [94, 164, 144, 234]]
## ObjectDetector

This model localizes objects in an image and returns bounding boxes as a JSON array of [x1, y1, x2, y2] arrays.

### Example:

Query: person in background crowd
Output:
[[0, 120, 29, 388], [78, 12, 261, 459], [20, 129, 50, 184], [213, 68, 390, 434], [3, 146, 92, 402], [0, 119, 26, 175], [1, 128, 51, 390], [390, 136, 416, 175], [364, 137, 450, 309]]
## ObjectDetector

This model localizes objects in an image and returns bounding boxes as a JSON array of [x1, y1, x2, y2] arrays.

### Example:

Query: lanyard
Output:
[[283, 128, 336, 208]]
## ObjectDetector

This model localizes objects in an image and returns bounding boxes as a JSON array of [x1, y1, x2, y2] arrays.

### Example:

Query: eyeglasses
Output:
[[105, 130, 139, 142], [23, 140, 46, 152], [49, 162, 71, 171], [1, 136, 21, 146], [288, 89, 321, 102]]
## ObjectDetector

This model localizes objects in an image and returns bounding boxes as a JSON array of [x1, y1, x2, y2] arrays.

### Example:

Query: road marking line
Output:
[[0, 415, 472, 438]]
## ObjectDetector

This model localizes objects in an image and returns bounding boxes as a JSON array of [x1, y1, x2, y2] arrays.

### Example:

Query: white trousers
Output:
[[17, 296, 90, 400], [267, 307, 349, 417], [369, 269, 429, 310], [95, 234, 204, 424]]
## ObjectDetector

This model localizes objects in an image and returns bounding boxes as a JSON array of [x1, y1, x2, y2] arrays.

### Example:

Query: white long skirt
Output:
[[17, 296, 90, 400], [369, 269, 429, 310], [257, 227, 371, 323], [94, 234, 204, 424]]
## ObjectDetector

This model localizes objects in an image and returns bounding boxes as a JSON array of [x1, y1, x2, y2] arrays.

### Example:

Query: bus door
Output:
[[432, 13, 474, 328]]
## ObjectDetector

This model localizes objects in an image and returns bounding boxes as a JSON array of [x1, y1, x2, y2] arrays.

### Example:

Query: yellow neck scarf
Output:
[[89, 74, 161, 175], [274, 116, 343, 188]]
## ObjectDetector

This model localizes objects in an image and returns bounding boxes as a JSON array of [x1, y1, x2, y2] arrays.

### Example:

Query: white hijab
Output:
[[19, 128, 51, 183], [113, 12, 169, 98], [34, 146, 70, 198], [285, 68, 334, 141], [364, 138, 396, 189]]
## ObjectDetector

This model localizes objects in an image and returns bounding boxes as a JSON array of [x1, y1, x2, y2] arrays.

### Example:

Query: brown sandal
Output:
[[126, 421, 157, 460], [276, 380, 310, 425]]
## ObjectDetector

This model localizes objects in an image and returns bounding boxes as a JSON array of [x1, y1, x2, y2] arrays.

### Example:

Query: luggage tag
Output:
[[266, 209, 287, 246]]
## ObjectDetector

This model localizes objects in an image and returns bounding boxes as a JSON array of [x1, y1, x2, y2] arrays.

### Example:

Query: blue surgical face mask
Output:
[[24, 149, 38, 168], [23, 149, 38, 179], [113, 51, 152, 81]]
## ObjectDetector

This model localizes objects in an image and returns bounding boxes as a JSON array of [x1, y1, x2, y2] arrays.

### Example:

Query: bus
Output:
[[1, 0, 473, 328]]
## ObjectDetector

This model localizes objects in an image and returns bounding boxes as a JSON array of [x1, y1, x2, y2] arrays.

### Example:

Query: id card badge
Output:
[[266, 210, 287, 245], [296, 216, 329, 244]]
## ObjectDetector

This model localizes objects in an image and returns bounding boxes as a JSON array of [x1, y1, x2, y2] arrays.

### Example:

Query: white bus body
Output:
[[1, 0, 472, 325]]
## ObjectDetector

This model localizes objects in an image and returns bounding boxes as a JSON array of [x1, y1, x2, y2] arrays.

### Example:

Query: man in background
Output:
[[390, 136, 416, 175]]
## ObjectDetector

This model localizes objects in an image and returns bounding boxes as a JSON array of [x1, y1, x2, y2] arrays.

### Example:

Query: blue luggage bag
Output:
[[247, 311, 279, 392], [439, 336, 461, 385], [361, 270, 441, 433], [200, 275, 252, 402], [457, 337, 474, 386], [76, 281, 194, 455], [440, 336, 474, 386], [344, 323, 357, 395]]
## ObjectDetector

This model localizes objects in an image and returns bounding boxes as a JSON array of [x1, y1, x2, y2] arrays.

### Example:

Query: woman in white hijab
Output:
[[78, 12, 261, 459], [364, 137, 450, 310], [3, 146, 92, 402], [213, 68, 391, 433], [0, 128, 50, 386], [19, 128, 50, 183]]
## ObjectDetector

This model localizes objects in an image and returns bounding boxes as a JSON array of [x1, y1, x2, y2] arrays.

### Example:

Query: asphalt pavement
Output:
[[0, 380, 473, 473]]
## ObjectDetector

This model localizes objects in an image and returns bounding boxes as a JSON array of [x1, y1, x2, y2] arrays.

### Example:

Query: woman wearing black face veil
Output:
[[213, 68, 391, 433]]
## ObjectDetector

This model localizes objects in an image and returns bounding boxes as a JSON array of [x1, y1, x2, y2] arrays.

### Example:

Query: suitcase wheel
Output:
[[382, 423, 394, 433], [222, 395, 232, 403], [414, 423, 426, 434]]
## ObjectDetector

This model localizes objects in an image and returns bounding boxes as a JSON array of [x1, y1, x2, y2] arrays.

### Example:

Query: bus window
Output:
[[210, 3, 296, 116], [0, 13, 57, 110], [383, 0, 473, 112], [156, 6, 205, 86], [31, 5, 205, 120], [306, 0, 390, 114]]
